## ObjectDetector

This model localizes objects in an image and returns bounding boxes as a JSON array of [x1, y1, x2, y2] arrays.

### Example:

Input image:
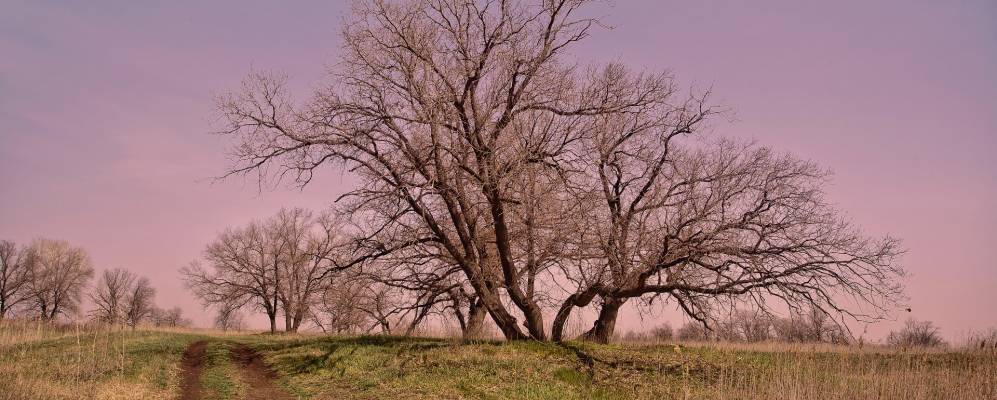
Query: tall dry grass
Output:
[[0, 319, 199, 400], [596, 339, 997, 399]]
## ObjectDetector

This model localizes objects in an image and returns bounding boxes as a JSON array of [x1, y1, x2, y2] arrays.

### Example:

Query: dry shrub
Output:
[[887, 319, 945, 348]]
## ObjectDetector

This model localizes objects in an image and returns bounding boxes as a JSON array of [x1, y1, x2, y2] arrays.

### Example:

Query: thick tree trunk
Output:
[[485, 182, 547, 340], [463, 298, 488, 340], [291, 309, 305, 332], [581, 297, 627, 344], [475, 284, 530, 340], [465, 271, 529, 340], [551, 286, 602, 342]]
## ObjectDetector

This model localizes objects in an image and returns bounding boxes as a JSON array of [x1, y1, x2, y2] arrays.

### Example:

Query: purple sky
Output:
[[2, 1, 995, 341]]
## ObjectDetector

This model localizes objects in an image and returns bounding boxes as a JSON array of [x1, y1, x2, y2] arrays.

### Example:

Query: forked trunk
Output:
[[463, 298, 488, 340], [581, 297, 626, 344], [551, 286, 602, 342]]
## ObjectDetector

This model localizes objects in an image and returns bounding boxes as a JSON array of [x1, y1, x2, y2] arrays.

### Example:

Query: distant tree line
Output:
[[620, 307, 848, 344], [0, 238, 190, 328]]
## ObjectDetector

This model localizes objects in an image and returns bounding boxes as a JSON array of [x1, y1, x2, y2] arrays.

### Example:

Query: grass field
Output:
[[2, 321, 995, 400]]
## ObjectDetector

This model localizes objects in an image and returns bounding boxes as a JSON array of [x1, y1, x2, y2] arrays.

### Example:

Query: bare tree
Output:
[[123, 277, 156, 330], [213, 300, 245, 332], [153, 306, 192, 328], [275, 209, 353, 332], [966, 328, 997, 351], [887, 319, 944, 348], [650, 323, 674, 341], [731, 309, 773, 342], [677, 321, 708, 341], [184, 217, 282, 333], [0, 240, 31, 319], [216, 0, 607, 341], [310, 275, 367, 334], [184, 208, 357, 333], [772, 307, 847, 344], [23, 238, 94, 321], [557, 136, 905, 343], [89, 268, 137, 324], [214, 0, 905, 342]]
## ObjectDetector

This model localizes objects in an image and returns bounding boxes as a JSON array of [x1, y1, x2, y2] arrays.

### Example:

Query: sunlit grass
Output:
[[234, 334, 997, 400], [2, 320, 995, 399]]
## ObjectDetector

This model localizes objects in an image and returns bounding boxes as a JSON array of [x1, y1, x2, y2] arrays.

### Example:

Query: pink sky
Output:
[[1, 1, 995, 341]]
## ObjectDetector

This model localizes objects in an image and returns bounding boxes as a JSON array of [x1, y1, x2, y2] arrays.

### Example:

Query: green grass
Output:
[[237, 335, 997, 400], [200, 341, 245, 400], [3, 321, 995, 400]]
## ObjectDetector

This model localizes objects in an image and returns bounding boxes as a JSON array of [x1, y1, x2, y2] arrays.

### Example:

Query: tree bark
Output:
[[581, 297, 627, 344], [267, 308, 277, 334], [551, 286, 603, 342], [463, 298, 488, 340]]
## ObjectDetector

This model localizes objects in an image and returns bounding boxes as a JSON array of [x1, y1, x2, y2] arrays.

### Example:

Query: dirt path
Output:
[[180, 340, 208, 400], [179, 340, 292, 400], [228, 342, 293, 400]]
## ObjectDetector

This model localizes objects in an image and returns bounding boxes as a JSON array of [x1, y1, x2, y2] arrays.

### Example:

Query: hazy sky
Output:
[[1, 1, 995, 340]]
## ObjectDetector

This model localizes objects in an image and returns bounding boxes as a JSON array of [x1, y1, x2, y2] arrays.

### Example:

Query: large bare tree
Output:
[[217, 0, 611, 341], [215, 0, 905, 341], [555, 137, 904, 342], [0, 240, 31, 319], [23, 238, 94, 321]]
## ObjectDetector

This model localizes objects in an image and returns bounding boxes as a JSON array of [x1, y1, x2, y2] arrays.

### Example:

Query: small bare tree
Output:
[[772, 307, 847, 343], [123, 277, 156, 330], [650, 323, 674, 341], [184, 208, 359, 333], [310, 276, 368, 334], [731, 309, 773, 342], [887, 319, 944, 348], [23, 238, 94, 321], [275, 209, 354, 332], [0, 240, 31, 319], [154, 306, 191, 328], [214, 300, 246, 332], [184, 217, 282, 333], [90, 268, 137, 324], [677, 321, 709, 341]]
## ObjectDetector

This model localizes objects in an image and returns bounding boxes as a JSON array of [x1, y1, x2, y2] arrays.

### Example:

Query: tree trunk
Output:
[[485, 182, 547, 340], [464, 270, 529, 340], [291, 309, 305, 332], [551, 286, 602, 342], [284, 309, 294, 332], [474, 283, 529, 340], [267, 309, 277, 334], [581, 297, 626, 344], [463, 298, 488, 340]]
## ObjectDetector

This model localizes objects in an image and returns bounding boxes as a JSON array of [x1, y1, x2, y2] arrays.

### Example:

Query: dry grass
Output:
[[234, 334, 997, 400], [0, 319, 203, 400], [2, 320, 995, 399]]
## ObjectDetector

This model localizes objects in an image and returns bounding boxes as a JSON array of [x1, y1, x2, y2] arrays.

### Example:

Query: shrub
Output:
[[887, 319, 945, 347], [677, 322, 708, 341]]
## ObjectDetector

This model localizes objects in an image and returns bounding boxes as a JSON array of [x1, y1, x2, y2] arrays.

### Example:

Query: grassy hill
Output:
[[2, 321, 995, 400]]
